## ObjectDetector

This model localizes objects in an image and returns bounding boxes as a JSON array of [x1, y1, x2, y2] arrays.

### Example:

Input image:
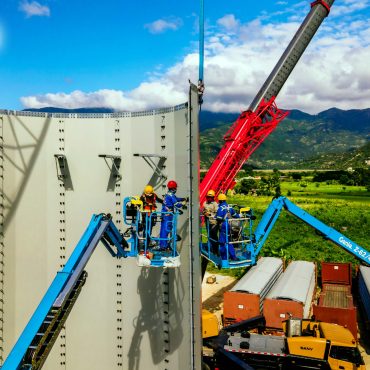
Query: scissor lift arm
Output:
[[2, 214, 127, 370]]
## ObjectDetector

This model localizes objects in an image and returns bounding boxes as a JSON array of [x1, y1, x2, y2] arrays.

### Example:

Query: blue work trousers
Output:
[[159, 215, 173, 248], [219, 226, 237, 261]]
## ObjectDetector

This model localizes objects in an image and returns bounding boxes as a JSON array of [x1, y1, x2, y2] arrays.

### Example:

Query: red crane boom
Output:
[[199, 0, 334, 204]]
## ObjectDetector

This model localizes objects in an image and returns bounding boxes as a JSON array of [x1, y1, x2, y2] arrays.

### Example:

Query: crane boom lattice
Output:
[[200, 98, 288, 203]]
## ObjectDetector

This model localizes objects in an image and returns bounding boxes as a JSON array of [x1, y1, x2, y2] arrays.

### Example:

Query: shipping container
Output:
[[320, 261, 352, 286], [313, 262, 357, 339], [358, 265, 370, 329], [263, 261, 316, 329], [223, 257, 283, 325]]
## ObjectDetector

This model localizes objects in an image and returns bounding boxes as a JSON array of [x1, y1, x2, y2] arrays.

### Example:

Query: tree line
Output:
[[234, 168, 370, 195]]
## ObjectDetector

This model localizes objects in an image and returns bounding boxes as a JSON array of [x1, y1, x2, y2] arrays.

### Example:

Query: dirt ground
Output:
[[202, 272, 237, 327], [202, 272, 370, 368]]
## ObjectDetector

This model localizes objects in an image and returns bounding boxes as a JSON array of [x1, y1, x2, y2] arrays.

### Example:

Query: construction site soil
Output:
[[202, 272, 370, 368]]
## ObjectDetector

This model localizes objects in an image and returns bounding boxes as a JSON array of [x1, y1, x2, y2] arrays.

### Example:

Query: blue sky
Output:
[[1, 0, 370, 113]]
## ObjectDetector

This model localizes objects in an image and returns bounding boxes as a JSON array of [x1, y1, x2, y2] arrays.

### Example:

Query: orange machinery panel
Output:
[[223, 291, 260, 326], [263, 298, 304, 329]]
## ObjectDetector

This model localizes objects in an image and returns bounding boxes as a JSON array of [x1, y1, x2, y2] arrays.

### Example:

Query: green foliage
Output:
[[257, 172, 281, 196], [235, 178, 257, 195], [235, 171, 282, 197], [207, 264, 248, 279], [226, 181, 370, 271], [292, 173, 302, 180], [313, 168, 370, 186]]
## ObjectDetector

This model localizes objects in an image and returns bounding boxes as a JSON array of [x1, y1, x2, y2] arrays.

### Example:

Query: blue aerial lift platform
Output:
[[201, 196, 370, 269], [1, 203, 185, 369], [1, 214, 127, 370], [200, 207, 257, 269], [254, 196, 370, 265], [122, 196, 182, 268]]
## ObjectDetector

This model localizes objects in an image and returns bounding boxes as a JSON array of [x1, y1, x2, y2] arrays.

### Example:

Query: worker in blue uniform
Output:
[[159, 180, 187, 250], [216, 193, 239, 261]]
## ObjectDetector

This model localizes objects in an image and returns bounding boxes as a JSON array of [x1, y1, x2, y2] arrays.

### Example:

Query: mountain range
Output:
[[199, 107, 370, 169], [25, 106, 370, 170]]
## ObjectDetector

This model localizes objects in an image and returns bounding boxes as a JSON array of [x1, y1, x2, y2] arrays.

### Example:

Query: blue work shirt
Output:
[[161, 192, 185, 214], [216, 201, 239, 222]]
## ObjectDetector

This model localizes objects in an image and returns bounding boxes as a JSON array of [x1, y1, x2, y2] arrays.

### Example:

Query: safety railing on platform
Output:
[[122, 197, 181, 268], [200, 208, 256, 269]]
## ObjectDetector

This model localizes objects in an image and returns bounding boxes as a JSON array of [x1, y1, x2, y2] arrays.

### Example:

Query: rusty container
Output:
[[313, 262, 357, 338], [263, 261, 316, 329], [320, 261, 352, 286], [223, 257, 283, 326]]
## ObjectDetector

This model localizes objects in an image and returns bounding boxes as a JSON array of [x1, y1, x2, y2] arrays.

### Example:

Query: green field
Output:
[[207, 181, 370, 277]]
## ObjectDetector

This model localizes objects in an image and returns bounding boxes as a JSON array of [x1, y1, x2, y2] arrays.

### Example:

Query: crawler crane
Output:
[[199, 0, 335, 205]]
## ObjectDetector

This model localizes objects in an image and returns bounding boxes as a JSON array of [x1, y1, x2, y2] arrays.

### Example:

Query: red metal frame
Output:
[[311, 0, 330, 16], [199, 97, 288, 204]]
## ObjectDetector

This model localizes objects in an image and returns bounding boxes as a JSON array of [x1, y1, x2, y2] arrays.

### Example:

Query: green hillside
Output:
[[199, 108, 370, 169], [296, 141, 370, 169]]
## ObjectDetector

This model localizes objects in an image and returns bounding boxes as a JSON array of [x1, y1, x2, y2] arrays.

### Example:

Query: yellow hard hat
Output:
[[206, 189, 215, 197], [144, 185, 154, 195], [218, 193, 227, 201]]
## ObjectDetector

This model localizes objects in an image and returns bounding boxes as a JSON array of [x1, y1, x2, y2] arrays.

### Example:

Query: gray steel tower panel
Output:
[[0, 84, 201, 369]]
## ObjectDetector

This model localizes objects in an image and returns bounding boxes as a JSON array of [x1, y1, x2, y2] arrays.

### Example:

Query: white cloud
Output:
[[331, 0, 370, 17], [217, 14, 240, 32], [21, 5, 370, 114], [144, 17, 182, 34], [21, 85, 187, 111], [19, 1, 50, 18]]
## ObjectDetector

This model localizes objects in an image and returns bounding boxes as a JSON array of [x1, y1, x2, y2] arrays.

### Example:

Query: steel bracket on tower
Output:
[[133, 153, 167, 180], [98, 155, 122, 191], [54, 154, 74, 190]]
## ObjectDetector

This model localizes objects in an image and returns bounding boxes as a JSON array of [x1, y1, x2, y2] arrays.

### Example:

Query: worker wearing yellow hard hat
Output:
[[216, 192, 240, 261], [140, 185, 163, 213], [207, 189, 215, 197], [202, 189, 219, 255], [144, 185, 154, 195], [217, 193, 227, 201], [140, 185, 163, 248]]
